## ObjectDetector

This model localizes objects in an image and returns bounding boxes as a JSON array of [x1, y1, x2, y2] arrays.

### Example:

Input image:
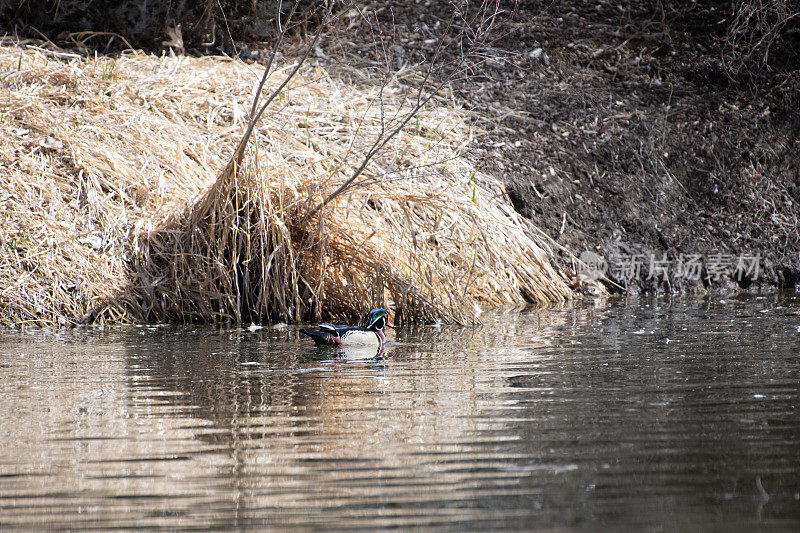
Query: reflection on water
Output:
[[1, 296, 799, 530]]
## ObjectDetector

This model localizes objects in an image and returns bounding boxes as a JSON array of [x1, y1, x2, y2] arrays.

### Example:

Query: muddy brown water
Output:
[[1, 296, 799, 531]]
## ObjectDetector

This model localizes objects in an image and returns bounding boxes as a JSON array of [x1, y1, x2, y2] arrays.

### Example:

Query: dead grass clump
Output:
[[135, 143, 571, 325], [0, 38, 571, 327], [0, 41, 234, 326]]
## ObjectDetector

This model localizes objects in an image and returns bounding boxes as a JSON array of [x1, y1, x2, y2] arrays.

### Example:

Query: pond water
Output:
[[1, 295, 799, 531]]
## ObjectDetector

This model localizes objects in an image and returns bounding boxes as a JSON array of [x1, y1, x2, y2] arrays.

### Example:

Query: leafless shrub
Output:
[[139, 0, 570, 325]]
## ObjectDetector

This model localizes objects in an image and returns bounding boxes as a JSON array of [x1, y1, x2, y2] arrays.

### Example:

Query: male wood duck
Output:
[[300, 309, 393, 348]]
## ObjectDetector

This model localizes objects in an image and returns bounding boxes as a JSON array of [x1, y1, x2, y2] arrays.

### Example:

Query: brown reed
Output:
[[0, 38, 571, 327]]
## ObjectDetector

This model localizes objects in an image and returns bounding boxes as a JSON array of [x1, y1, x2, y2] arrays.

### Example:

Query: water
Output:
[[1, 296, 799, 531]]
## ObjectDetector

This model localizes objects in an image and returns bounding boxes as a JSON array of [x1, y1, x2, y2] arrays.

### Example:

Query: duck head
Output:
[[362, 308, 393, 331]]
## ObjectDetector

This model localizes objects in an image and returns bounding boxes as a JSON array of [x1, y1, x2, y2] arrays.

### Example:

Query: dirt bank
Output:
[[449, 1, 800, 293], [318, 0, 800, 294]]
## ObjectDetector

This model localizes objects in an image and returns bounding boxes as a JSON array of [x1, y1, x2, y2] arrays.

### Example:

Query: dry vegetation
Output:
[[0, 36, 572, 328]]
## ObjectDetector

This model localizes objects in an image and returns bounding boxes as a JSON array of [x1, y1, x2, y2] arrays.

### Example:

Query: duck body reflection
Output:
[[305, 343, 387, 362]]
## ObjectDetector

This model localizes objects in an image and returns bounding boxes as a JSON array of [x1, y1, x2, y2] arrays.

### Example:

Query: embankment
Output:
[[0, 39, 571, 327]]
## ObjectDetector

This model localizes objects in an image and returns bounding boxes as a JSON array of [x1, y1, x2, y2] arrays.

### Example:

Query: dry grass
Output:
[[0, 37, 571, 327]]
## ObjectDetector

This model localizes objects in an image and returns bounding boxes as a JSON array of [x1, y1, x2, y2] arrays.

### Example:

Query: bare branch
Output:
[[248, 0, 300, 121], [231, 2, 336, 174], [301, 0, 504, 223]]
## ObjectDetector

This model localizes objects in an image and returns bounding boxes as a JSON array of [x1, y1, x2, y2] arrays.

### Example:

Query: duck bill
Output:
[[386, 320, 394, 328]]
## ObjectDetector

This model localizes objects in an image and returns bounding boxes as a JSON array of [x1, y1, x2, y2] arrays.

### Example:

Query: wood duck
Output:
[[300, 309, 393, 348]]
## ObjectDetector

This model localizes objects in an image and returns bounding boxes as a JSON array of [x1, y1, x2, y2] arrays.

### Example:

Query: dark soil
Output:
[[453, 1, 800, 294], [353, 0, 800, 294], [6, 0, 800, 295]]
